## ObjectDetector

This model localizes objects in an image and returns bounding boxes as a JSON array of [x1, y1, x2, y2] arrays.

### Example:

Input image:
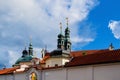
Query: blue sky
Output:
[[0, 0, 120, 68], [81, 0, 120, 50]]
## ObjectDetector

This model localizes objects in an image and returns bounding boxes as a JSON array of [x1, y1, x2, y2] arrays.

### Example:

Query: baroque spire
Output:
[[60, 22, 62, 34], [64, 17, 71, 51], [29, 36, 33, 56], [57, 22, 64, 49], [66, 17, 69, 27]]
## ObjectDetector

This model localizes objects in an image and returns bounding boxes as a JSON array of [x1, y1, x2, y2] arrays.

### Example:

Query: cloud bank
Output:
[[0, 0, 98, 67], [108, 20, 120, 39]]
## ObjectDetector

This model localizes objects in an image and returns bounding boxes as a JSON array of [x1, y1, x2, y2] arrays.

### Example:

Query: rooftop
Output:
[[1, 49, 120, 75], [65, 49, 120, 67], [0, 67, 19, 75]]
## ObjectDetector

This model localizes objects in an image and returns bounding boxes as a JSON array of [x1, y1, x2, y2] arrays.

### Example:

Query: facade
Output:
[[1, 49, 120, 80], [0, 20, 120, 80]]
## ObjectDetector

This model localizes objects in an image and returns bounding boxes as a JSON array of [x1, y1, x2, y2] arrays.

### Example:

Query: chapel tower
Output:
[[64, 18, 71, 51], [57, 22, 65, 50], [29, 41, 33, 56]]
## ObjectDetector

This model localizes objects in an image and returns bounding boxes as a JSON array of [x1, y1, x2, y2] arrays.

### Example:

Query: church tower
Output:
[[57, 22, 65, 50], [29, 41, 33, 56], [13, 42, 35, 67], [64, 18, 71, 51], [45, 18, 71, 67]]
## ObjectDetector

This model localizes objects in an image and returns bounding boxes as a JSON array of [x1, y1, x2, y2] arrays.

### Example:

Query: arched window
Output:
[[62, 41, 63, 45], [67, 45, 70, 49]]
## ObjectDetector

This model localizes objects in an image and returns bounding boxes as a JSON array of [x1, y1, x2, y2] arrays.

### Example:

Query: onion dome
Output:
[[15, 55, 33, 65], [22, 48, 28, 57], [58, 33, 64, 38]]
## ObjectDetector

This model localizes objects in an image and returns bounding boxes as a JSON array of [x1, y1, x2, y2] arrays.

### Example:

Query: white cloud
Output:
[[8, 50, 20, 66], [0, 0, 98, 67], [108, 20, 120, 39], [33, 47, 42, 58], [72, 37, 94, 43]]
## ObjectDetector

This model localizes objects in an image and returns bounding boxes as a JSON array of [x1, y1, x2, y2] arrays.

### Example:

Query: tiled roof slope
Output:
[[40, 49, 110, 64], [0, 67, 19, 75], [65, 49, 120, 67], [70, 49, 110, 57]]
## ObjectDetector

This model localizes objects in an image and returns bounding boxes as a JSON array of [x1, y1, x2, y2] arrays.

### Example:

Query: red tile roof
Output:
[[40, 49, 110, 64], [70, 49, 109, 57], [42, 66, 63, 70], [0, 67, 19, 75], [65, 49, 120, 67]]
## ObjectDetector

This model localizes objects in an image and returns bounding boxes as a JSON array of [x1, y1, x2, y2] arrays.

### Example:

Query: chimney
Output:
[[109, 43, 114, 51]]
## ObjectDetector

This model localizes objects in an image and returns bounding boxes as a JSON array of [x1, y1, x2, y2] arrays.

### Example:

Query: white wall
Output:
[[67, 66, 93, 80], [94, 63, 120, 80], [0, 74, 13, 80], [42, 63, 120, 80], [42, 66, 93, 80], [43, 68, 67, 80], [14, 73, 26, 80], [1, 63, 120, 80], [0, 75, 4, 80], [0, 74, 14, 80]]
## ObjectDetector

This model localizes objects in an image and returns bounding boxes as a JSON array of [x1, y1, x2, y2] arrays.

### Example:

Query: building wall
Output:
[[94, 63, 120, 80], [67, 66, 93, 80], [20, 62, 32, 66], [42, 63, 120, 80], [45, 58, 69, 67], [14, 73, 26, 80], [42, 66, 93, 80], [0, 75, 4, 80], [62, 59, 69, 65], [42, 68, 67, 80], [1, 63, 120, 80], [0, 74, 14, 80]]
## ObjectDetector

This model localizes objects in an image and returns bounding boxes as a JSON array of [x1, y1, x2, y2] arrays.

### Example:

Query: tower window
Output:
[[59, 43, 61, 45], [68, 45, 70, 49], [62, 41, 64, 45]]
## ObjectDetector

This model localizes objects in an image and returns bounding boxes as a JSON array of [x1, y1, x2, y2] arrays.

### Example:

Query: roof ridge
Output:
[[65, 49, 120, 67]]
